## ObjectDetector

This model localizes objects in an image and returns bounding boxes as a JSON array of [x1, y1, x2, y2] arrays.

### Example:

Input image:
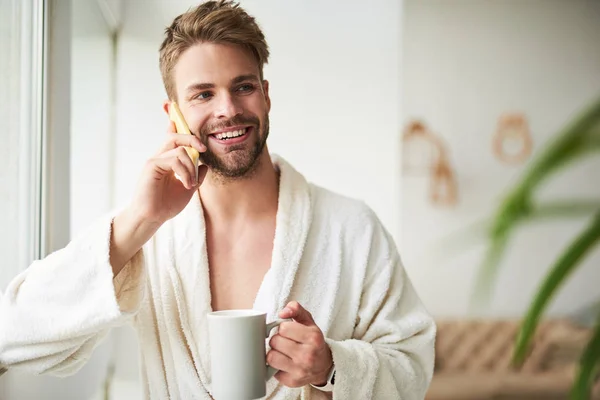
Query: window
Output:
[[0, 0, 46, 290]]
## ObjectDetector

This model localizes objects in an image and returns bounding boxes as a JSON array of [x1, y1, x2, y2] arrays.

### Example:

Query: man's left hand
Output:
[[267, 301, 333, 388]]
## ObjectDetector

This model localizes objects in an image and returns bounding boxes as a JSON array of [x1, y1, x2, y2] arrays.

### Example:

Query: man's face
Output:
[[170, 42, 271, 179]]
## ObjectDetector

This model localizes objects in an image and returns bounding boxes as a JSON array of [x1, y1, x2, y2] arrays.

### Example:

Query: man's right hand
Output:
[[130, 121, 208, 225], [109, 122, 207, 275]]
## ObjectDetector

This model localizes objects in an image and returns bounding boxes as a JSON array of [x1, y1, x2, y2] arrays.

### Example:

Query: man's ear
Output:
[[163, 100, 171, 115], [262, 80, 271, 112]]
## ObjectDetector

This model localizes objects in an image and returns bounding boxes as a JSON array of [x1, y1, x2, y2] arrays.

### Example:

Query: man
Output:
[[0, 1, 435, 398]]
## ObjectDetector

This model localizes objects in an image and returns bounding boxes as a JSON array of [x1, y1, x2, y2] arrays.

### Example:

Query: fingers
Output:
[[158, 147, 196, 170], [268, 332, 331, 388], [270, 334, 301, 358], [159, 147, 198, 185], [277, 302, 323, 344], [279, 301, 315, 326], [156, 125, 206, 156], [266, 349, 294, 374], [150, 151, 197, 189], [278, 321, 323, 345]]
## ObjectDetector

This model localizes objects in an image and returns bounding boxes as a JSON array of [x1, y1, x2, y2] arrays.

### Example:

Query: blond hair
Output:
[[159, 0, 270, 100]]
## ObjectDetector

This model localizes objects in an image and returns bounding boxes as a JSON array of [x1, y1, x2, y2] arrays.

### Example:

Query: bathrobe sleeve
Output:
[[325, 215, 436, 399], [0, 213, 146, 377]]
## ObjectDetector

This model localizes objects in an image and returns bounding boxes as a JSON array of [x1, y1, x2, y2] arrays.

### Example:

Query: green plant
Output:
[[474, 95, 600, 400]]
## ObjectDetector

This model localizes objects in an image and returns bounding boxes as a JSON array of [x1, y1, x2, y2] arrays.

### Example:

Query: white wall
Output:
[[109, 0, 403, 386], [69, 0, 122, 396], [402, 0, 600, 317], [70, 0, 115, 237]]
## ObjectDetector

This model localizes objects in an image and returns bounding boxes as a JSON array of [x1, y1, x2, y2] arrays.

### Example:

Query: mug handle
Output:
[[265, 318, 291, 380]]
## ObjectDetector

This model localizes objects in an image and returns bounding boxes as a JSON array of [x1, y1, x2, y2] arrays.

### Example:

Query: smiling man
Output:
[[0, 1, 435, 399]]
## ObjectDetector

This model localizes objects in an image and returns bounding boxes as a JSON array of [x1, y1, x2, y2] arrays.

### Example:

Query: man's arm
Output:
[[0, 211, 147, 377], [110, 207, 161, 276], [324, 221, 436, 400], [0, 204, 170, 377], [266, 209, 436, 398], [0, 123, 206, 377]]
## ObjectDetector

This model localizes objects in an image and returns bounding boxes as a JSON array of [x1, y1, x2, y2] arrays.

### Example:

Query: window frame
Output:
[[15, 0, 72, 269], [14, 0, 47, 269]]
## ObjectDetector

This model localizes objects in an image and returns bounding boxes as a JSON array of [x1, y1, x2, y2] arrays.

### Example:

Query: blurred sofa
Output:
[[427, 319, 600, 400]]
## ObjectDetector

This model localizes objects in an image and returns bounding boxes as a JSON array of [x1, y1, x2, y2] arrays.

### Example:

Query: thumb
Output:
[[279, 301, 315, 326]]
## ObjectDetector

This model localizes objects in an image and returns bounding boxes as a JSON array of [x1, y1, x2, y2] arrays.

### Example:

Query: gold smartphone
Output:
[[169, 102, 200, 182]]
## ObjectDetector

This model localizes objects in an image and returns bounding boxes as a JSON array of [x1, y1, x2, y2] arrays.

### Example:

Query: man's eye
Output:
[[195, 91, 212, 100], [237, 84, 255, 93]]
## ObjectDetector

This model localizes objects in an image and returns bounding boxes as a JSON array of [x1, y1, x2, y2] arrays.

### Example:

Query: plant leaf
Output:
[[431, 218, 490, 260], [478, 97, 600, 293], [513, 212, 600, 365], [470, 228, 510, 310], [570, 315, 600, 400], [525, 200, 600, 222], [468, 200, 599, 310], [512, 96, 600, 197]]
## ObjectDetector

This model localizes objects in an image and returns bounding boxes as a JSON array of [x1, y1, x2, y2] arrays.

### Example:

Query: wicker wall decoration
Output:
[[492, 112, 533, 165], [402, 120, 458, 206]]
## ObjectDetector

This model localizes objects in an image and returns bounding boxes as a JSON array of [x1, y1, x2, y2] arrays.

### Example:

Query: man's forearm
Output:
[[109, 208, 161, 277]]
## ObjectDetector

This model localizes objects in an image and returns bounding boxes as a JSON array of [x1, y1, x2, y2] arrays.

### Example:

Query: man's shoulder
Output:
[[307, 183, 400, 263], [308, 183, 381, 229]]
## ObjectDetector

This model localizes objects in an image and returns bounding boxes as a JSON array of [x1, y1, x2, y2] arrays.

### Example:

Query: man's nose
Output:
[[214, 93, 243, 119]]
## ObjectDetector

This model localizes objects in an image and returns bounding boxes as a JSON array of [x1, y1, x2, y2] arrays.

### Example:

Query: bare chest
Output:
[[207, 224, 275, 311]]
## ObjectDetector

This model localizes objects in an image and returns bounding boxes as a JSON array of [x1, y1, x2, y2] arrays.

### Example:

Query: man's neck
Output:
[[198, 151, 279, 226]]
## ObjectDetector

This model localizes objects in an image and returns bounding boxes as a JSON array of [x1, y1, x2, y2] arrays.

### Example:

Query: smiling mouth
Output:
[[211, 127, 249, 141]]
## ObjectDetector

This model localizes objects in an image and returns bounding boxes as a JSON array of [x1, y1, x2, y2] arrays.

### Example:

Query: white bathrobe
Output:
[[0, 155, 436, 399]]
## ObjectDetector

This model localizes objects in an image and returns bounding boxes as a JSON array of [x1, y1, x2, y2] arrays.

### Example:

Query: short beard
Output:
[[198, 114, 269, 181]]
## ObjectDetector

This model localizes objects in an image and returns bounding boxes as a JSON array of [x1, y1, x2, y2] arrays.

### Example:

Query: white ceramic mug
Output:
[[207, 310, 289, 400]]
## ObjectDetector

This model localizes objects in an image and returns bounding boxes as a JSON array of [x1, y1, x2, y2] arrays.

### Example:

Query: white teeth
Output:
[[215, 129, 245, 140]]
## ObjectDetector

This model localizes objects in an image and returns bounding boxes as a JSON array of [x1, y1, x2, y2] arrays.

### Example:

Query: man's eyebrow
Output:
[[185, 82, 215, 95], [231, 74, 260, 85], [184, 75, 260, 95]]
